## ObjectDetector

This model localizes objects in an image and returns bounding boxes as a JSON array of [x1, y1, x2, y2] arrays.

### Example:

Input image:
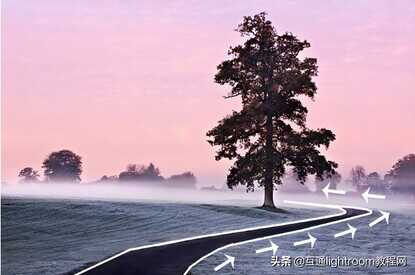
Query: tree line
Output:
[[259, 153, 415, 196], [18, 149, 197, 189], [347, 154, 415, 194]]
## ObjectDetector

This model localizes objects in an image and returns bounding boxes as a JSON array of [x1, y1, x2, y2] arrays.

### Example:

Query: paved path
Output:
[[74, 205, 371, 275]]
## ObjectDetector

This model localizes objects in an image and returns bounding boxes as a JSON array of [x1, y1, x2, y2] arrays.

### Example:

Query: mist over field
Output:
[[2, 181, 413, 211], [2, 182, 260, 204]]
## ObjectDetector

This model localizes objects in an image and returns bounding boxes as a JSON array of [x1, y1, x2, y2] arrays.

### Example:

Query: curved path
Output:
[[74, 201, 372, 275]]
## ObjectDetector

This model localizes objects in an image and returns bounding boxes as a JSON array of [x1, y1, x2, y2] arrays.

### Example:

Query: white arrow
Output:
[[214, 254, 235, 272], [362, 187, 386, 203], [322, 182, 346, 199], [293, 233, 316, 248], [255, 240, 279, 256], [369, 210, 390, 227], [334, 223, 357, 239]]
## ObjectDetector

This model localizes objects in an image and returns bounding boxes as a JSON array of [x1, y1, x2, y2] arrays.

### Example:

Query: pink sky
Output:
[[2, 0, 414, 185]]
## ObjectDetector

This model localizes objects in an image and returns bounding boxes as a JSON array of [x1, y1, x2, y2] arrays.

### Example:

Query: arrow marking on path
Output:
[[322, 183, 347, 199], [255, 240, 279, 256], [369, 210, 390, 227], [334, 223, 357, 239], [293, 233, 316, 248], [214, 254, 235, 272], [362, 187, 386, 203]]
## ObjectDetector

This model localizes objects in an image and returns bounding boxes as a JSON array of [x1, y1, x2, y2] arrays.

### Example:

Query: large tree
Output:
[[42, 150, 82, 182], [206, 13, 337, 208]]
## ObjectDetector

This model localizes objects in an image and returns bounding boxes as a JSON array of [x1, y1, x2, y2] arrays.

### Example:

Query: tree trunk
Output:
[[263, 104, 275, 208], [263, 176, 275, 208]]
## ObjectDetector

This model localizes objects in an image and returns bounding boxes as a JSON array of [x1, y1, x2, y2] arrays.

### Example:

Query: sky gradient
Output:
[[2, 0, 414, 185]]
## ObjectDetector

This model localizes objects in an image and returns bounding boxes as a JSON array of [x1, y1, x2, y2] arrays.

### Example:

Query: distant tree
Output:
[[118, 171, 135, 181], [366, 171, 386, 193], [119, 164, 140, 182], [18, 167, 40, 183], [367, 172, 380, 180], [383, 173, 394, 187], [98, 175, 118, 183], [126, 164, 143, 173], [42, 150, 82, 182], [168, 172, 197, 188], [350, 165, 366, 189], [119, 163, 163, 182], [206, 13, 337, 208], [315, 170, 342, 191], [141, 163, 163, 181], [387, 154, 415, 194], [119, 164, 142, 181]]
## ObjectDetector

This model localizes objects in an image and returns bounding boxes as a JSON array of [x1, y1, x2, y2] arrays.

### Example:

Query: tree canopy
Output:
[[118, 163, 164, 182], [42, 150, 82, 182], [18, 167, 40, 183], [207, 12, 337, 208], [167, 172, 197, 188], [387, 154, 415, 193]]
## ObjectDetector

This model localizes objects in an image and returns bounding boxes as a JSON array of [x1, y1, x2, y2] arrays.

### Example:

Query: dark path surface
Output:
[[74, 207, 370, 275]]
